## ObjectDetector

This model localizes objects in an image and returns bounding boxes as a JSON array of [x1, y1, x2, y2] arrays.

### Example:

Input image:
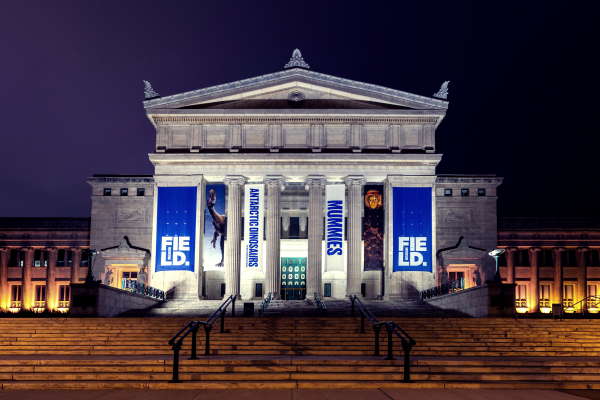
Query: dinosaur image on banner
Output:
[[364, 184, 384, 271], [204, 184, 226, 271]]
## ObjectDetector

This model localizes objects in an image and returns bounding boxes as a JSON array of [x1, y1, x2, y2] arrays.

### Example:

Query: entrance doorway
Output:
[[280, 257, 306, 300]]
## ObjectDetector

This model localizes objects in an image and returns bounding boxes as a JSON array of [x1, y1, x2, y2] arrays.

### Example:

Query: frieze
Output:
[[143, 68, 448, 110], [499, 217, 600, 230], [0, 218, 90, 229], [152, 116, 440, 125]]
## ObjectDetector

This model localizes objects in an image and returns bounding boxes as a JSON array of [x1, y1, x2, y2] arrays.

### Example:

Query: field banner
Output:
[[364, 185, 384, 271], [155, 187, 197, 273], [204, 184, 226, 270], [325, 185, 345, 272], [392, 187, 433, 272], [243, 184, 264, 271]]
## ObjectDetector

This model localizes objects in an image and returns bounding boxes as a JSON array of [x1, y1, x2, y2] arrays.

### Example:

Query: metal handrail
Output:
[[349, 295, 416, 382], [258, 292, 272, 317], [168, 295, 236, 383], [420, 278, 464, 300], [567, 295, 600, 311], [122, 279, 166, 301], [314, 293, 327, 311]]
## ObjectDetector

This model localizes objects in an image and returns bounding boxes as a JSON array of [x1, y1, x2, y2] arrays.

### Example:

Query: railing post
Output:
[[360, 311, 365, 334], [220, 310, 225, 333], [351, 296, 355, 317], [232, 297, 236, 318], [189, 325, 199, 360], [374, 325, 381, 356], [204, 325, 212, 355], [170, 342, 181, 383], [402, 341, 412, 382], [385, 325, 395, 360]]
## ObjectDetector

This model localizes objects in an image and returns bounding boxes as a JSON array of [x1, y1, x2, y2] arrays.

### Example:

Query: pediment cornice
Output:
[[143, 69, 448, 111]]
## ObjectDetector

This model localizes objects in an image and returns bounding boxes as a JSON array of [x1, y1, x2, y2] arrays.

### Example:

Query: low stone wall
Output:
[[70, 282, 162, 317], [424, 283, 516, 318]]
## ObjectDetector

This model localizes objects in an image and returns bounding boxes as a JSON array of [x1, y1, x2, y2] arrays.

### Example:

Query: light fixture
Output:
[[488, 249, 505, 284]]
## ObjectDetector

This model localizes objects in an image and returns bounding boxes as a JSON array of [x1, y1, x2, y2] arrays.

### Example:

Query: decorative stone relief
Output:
[[115, 208, 146, 222], [440, 208, 473, 222], [143, 80, 159, 99], [433, 81, 449, 99]]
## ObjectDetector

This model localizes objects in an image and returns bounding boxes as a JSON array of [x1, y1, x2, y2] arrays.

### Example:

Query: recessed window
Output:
[[461, 189, 469, 196], [478, 189, 486, 196], [120, 188, 128, 196], [137, 188, 145, 196], [103, 188, 111, 196], [444, 189, 452, 196]]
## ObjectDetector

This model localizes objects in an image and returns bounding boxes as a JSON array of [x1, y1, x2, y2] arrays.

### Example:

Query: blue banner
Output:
[[155, 187, 197, 273], [392, 187, 432, 272]]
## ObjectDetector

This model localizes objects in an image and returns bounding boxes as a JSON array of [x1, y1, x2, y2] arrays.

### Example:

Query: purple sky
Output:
[[1, 1, 598, 218]]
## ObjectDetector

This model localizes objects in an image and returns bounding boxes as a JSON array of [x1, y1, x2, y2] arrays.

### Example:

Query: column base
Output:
[[224, 293, 242, 300], [269, 292, 281, 300], [346, 292, 363, 298]]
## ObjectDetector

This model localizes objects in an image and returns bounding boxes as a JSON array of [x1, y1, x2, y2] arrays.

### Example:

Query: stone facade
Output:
[[498, 217, 600, 313]]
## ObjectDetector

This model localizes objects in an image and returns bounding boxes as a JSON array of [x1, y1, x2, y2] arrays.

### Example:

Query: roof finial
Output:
[[433, 81, 449, 99], [284, 49, 310, 70], [143, 80, 160, 100]]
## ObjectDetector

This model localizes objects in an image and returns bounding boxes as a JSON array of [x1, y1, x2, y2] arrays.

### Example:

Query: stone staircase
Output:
[[121, 298, 468, 318], [2, 316, 600, 389]]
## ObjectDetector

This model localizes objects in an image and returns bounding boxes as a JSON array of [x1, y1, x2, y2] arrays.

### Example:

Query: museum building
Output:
[[4, 50, 595, 314]]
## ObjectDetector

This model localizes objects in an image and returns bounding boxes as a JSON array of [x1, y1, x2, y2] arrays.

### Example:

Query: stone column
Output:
[[224, 176, 245, 300], [553, 247, 565, 307], [506, 247, 517, 284], [21, 247, 34, 310], [576, 247, 589, 313], [264, 176, 284, 299], [528, 247, 541, 312], [45, 247, 58, 311], [70, 247, 82, 285], [345, 176, 366, 297], [305, 176, 326, 297], [0, 248, 8, 310]]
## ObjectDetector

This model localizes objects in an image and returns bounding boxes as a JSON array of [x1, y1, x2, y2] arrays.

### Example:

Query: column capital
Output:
[[19, 247, 33, 252], [224, 175, 245, 186], [44, 247, 57, 252], [305, 175, 326, 189], [576, 247, 590, 253], [345, 175, 367, 187], [68, 246, 81, 251], [554, 247, 566, 253], [529, 247, 542, 253], [505, 247, 518, 252], [264, 176, 285, 189]]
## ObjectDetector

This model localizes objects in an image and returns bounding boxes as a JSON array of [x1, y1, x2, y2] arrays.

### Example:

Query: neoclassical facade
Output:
[[1, 51, 510, 310]]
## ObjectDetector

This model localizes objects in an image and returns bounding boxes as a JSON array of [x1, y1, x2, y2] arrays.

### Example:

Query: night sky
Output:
[[1, 1, 598, 218]]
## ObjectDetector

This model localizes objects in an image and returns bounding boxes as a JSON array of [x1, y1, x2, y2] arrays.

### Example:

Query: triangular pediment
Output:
[[144, 69, 448, 111]]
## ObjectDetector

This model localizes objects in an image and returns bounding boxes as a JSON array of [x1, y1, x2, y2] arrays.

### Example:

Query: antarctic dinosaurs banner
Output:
[[243, 184, 264, 272]]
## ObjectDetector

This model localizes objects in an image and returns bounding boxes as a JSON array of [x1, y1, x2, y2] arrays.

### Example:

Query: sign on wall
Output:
[[325, 185, 345, 272], [155, 187, 197, 273], [364, 184, 384, 271], [392, 187, 433, 272], [243, 184, 264, 271], [204, 184, 226, 271]]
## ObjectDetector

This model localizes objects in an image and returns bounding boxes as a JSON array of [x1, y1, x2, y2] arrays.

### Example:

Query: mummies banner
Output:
[[155, 187, 197, 273], [325, 185, 345, 272], [392, 187, 433, 272], [243, 184, 264, 271]]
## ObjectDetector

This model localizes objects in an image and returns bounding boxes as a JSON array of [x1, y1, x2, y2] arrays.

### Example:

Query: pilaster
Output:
[[305, 175, 326, 297], [553, 247, 565, 307], [528, 247, 541, 313], [45, 247, 58, 311], [505, 247, 517, 284], [345, 175, 366, 297], [21, 247, 34, 310], [0, 248, 8, 310], [224, 175, 245, 299], [576, 247, 589, 313]]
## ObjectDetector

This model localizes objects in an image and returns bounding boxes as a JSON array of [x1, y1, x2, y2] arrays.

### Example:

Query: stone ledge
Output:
[[423, 283, 516, 318]]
